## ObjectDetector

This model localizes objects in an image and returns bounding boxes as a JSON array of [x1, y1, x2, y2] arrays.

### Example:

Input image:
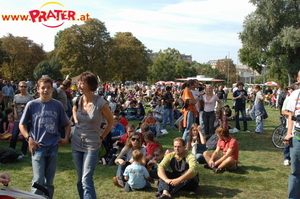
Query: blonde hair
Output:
[[132, 149, 144, 163]]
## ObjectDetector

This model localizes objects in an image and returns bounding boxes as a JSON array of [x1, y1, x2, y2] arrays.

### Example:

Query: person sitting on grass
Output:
[[123, 149, 151, 192], [113, 132, 146, 188], [147, 147, 165, 184], [155, 137, 199, 199], [186, 123, 207, 164], [203, 125, 239, 173], [143, 131, 161, 161], [141, 111, 161, 136]]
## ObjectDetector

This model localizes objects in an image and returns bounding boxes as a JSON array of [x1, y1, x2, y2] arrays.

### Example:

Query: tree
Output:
[[191, 61, 226, 81], [239, 0, 300, 85], [0, 34, 46, 80], [34, 57, 63, 80], [106, 32, 151, 82], [215, 58, 237, 85], [148, 48, 196, 83], [57, 18, 111, 78]]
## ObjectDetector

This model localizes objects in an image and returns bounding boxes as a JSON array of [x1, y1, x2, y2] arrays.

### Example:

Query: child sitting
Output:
[[123, 149, 151, 192], [0, 114, 14, 140]]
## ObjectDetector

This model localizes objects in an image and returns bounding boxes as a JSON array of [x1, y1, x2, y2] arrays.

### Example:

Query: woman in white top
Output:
[[202, 85, 222, 136]]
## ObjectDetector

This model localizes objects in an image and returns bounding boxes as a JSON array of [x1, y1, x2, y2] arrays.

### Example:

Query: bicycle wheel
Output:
[[272, 124, 287, 149]]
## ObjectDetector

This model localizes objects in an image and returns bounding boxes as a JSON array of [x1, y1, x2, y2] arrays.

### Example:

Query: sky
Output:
[[0, 0, 256, 64]]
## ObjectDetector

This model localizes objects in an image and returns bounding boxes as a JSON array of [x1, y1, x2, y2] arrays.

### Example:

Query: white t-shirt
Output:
[[287, 89, 300, 135]]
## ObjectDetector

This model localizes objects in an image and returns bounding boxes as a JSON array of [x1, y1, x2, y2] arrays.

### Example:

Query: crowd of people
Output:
[[1, 71, 299, 199]]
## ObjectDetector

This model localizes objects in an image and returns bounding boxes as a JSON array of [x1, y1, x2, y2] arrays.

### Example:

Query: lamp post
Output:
[[226, 56, 229, 86]]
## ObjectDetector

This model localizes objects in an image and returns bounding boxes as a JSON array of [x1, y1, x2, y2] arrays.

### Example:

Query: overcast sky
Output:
[[0, 0, 256, 64]]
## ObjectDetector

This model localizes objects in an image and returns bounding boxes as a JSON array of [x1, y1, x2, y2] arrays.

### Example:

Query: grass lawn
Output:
[[0, 98, 290, 199]]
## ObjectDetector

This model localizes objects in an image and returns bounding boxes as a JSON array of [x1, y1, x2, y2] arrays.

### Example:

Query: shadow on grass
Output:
[[232, 165, 275, 174], [175, 185, 242, 198]]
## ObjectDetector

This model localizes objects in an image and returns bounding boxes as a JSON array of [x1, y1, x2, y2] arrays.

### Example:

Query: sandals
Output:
[[212, 167, 225, 173], [154, 192, 172, 199], [159, 194, 172, 199]]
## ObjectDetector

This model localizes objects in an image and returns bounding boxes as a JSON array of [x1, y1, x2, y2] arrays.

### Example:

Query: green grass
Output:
[[0, 99, 290, 199]]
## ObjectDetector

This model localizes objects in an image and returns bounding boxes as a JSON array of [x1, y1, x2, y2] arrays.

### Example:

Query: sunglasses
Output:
[[131, 138, 140, 142], [20, 86, 27, 88]]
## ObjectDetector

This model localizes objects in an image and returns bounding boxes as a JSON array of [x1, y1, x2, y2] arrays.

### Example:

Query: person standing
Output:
[[162, 86, 174, 130], [284, 70, 300, 199], [9, 81, 34, 159], [182, 80, 199, 143], [71, 71, 114, 199], [19, 76, 71, 199], [203, 85, 222, 136], [2, 80, 14, 109], [232, 82, 249, 132]]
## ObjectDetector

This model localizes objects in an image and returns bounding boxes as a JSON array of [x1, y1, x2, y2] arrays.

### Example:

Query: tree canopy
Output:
[[56, 18, 111, 78], [106, 32, 151, 82], [239, 0, 300, 85], [148, 48, 197, 84], [0, 35, 46, 80]]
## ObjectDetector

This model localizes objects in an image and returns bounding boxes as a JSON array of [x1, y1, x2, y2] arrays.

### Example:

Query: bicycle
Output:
[[271, 115, 287, 149]]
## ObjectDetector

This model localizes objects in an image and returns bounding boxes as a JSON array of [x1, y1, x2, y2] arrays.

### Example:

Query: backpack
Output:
[[0, 148, 19, 164], [206, 134, 219, 150]]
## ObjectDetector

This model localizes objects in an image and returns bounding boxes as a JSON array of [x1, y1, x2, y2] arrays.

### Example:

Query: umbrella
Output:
[[165, 81, 175, 85], [176, 82, 184, 86], [265, 81, 280, 86], [155, 81, 165, 85]]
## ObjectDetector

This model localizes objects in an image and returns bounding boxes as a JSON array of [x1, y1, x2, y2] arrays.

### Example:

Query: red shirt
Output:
[[146, 142, 161, 156], [119, 118, 128, 130], [217, 136, 239, 164]]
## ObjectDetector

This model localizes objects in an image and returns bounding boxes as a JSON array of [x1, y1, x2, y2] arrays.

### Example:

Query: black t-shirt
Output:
[[216, 90, 225, 99], [163, 92, 173, 109], [233, 89, 248, 109]]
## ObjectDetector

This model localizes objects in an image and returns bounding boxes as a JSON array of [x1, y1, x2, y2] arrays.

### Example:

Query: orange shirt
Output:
[[144, 117, 156, 125]]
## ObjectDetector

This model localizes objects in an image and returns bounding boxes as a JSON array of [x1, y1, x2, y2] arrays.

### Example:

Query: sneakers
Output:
[[17, 154, 28, 160], [112, 176, 124, 188], [245, 130, 250, 133], [229, 128, 239, 134], [284, 159, 290, 166]]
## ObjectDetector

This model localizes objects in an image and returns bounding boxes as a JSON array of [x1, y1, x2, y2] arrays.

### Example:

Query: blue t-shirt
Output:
[[111, 123, 125, 141], [123, 162, 149, 189], [20, 99, 69, 147]]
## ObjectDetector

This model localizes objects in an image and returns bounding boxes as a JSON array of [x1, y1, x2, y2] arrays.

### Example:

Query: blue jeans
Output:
[[234, 107, 248, 131], [72, 149, 100, 199], [31, 145, 59, 199], [203, 111, 215, 136], [162, 109, 174, 130], [255, 117, 263, 133], [284, 144, 290, 161], [288, 137, 300, 198], [182, 111, 195, 143]]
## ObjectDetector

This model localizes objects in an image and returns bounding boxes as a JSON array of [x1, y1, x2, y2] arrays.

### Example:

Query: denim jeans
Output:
[[116, 162, 131, 181], [234, 107, 248, 131], [284, 144, 290, 161], [158, 171, 199, 196], [182, 111, 195, 143], [162, 109, 174, 130], [203, 111, 215, 136], [9, 121, 28, 155], [31, 145, 59, 199], [72, 149, 100, 199], [255, 117, 263, 133], [288, 137, 300, 199]]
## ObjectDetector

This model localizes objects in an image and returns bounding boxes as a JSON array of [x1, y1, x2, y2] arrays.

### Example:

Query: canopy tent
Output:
[[265, 81, 280, 86]]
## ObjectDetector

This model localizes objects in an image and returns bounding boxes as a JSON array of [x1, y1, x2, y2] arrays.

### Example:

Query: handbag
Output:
[[98, 143, 106, 157]]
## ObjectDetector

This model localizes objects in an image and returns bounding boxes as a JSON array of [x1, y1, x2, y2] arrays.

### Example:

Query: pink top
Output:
[[203, 95, 219, 112], [8, 123, 14, 134]]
